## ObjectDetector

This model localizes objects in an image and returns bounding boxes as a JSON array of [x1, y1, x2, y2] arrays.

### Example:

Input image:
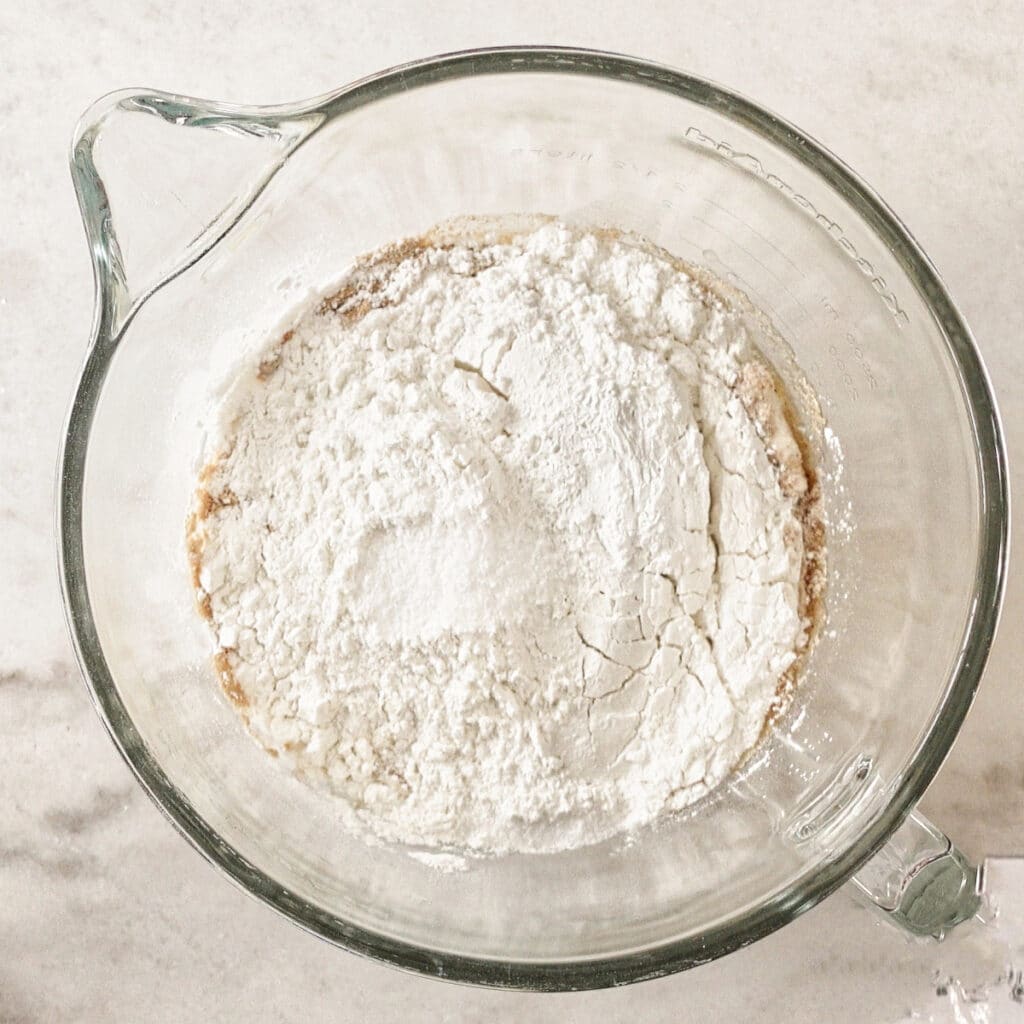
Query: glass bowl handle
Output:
[[851, 809, 983, 938], [69, 89, 323, 347]]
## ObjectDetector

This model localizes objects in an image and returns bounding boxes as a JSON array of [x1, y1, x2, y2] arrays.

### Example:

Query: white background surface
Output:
[[2, 1, 1022, 1020]]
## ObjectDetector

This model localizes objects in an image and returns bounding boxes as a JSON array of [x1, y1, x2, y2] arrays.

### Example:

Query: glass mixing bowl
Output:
[[59, 47, 1008, 989]]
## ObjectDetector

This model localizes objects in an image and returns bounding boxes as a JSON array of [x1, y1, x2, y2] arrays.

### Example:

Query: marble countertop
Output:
[[2, 1, 1021, 1020]]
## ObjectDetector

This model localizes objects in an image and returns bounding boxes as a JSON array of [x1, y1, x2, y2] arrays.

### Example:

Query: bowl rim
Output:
[[57, 45, 1010, 991]]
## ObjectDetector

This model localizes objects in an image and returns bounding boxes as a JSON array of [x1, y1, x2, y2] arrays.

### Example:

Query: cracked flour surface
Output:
[[187, 217, 823, 855]]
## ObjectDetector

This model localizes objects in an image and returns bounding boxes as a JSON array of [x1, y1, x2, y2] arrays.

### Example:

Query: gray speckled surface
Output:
[[2, 1, 1021, 1020]]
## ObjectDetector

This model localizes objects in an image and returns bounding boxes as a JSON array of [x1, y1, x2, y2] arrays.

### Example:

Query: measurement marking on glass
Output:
[[694, 217, 807, 341], [702, 196, 803, 276]]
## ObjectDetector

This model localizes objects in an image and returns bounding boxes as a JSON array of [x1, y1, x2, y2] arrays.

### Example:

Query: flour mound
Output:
[[188, 218, 821, 854]]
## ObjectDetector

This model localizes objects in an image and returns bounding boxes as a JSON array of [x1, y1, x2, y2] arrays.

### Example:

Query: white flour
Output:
[[188, 218, 820, 855]]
